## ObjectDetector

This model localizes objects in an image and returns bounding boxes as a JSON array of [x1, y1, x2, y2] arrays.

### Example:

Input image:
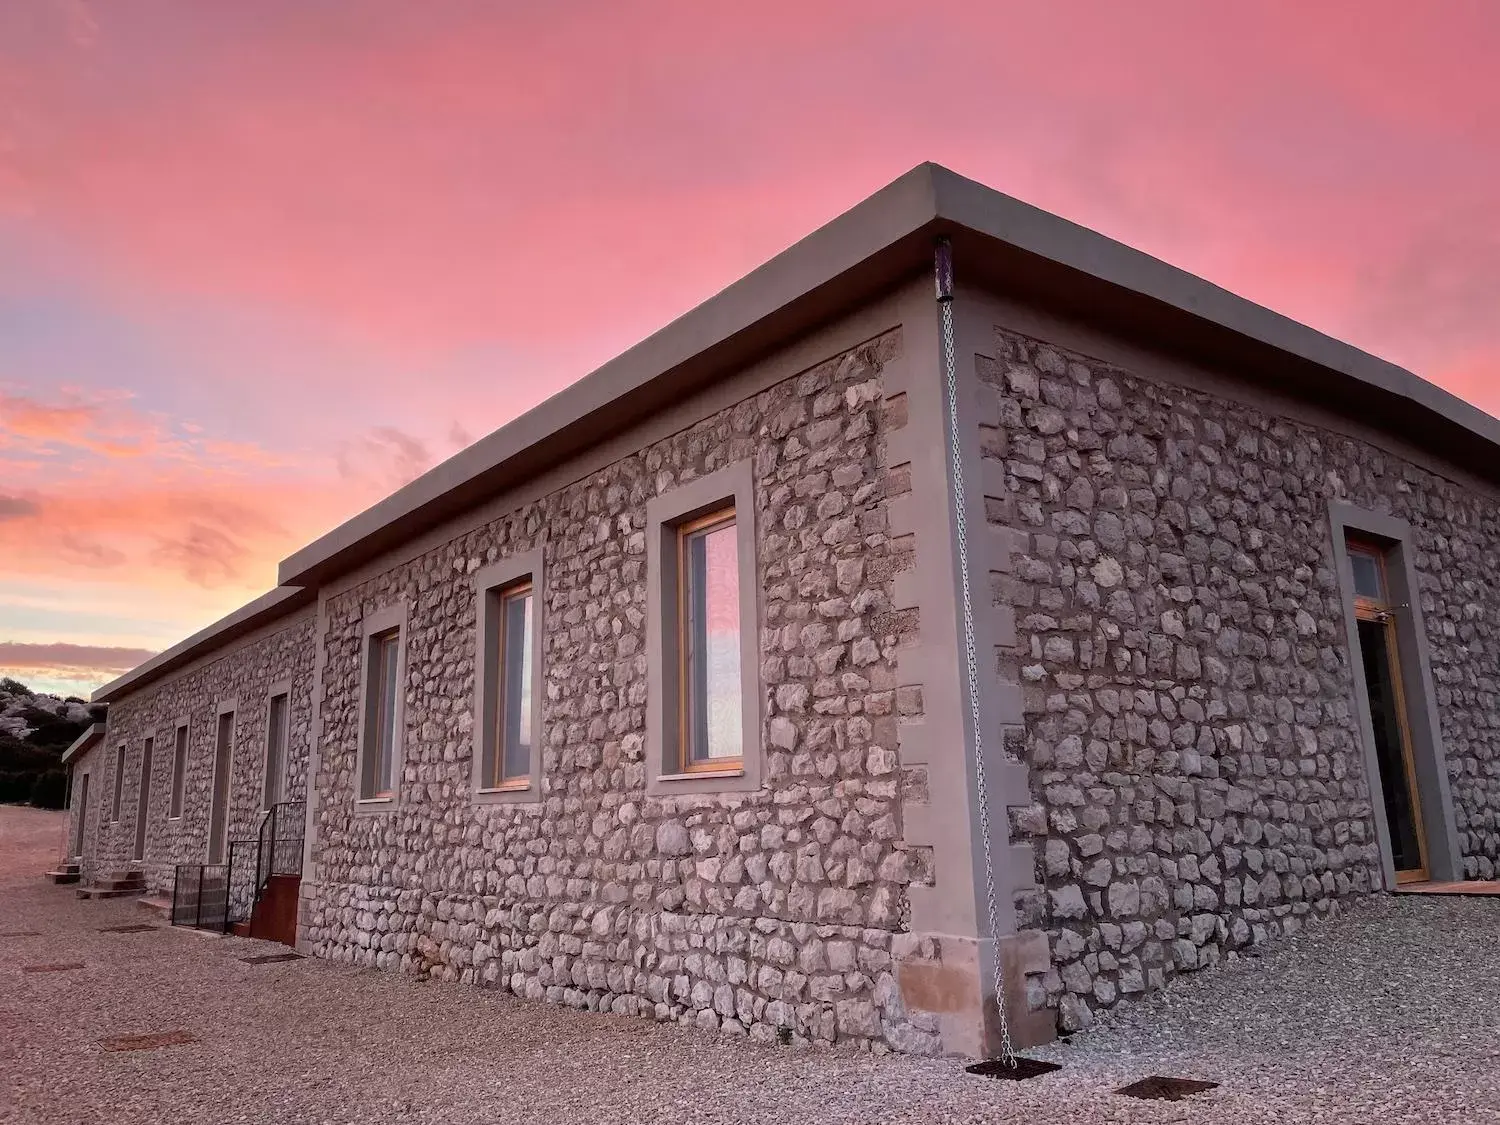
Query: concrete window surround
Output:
[[167, 717, 189, 821], [207, 699, 239, 865], [353, 602, 408, 813], [644, 460, 763, 796], [1328, 502, 1462, 887], [471, 550, 546, 804], [263, 679, 294, 811]]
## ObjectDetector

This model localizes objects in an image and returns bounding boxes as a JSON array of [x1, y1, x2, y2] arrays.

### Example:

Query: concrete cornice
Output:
[[91, 586, 315, 705], [60, 721, 107, 766], [273, 161, 1499, 587]]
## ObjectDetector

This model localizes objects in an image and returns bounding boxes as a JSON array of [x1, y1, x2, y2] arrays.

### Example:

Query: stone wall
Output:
[[83, 609, 316, 895], [303, 329, 952, 1052], [982, 323, 1500, 1032]]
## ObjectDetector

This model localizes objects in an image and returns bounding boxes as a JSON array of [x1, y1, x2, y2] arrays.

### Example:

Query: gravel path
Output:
[[4, 804, 1499, 1124]]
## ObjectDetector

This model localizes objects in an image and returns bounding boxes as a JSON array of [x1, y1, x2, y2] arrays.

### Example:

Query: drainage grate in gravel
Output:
[[965, 1057, 1062, 1081], [239, 952, 302, 964], [0, 930, 42, 938], [99, 1030, 198, 1052], [97, 923, 159, 934], [22, 962, 84, 973], [1116, 1076, 1220, 1101]]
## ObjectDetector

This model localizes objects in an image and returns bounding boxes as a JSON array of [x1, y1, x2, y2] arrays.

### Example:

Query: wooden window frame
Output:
[[472, 550, 545, 805], [167, 719, 188, 820], [487, 579, 534, 792], [644, 459, 762, 796], [263, 685, 292, 811], [675, 507, 743, 775], [1345, 537, 1430, 884], [363, 630, 400, 801]]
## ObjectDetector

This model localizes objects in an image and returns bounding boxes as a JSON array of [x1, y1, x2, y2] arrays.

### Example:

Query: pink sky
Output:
[[1, 0, 1496, 695]]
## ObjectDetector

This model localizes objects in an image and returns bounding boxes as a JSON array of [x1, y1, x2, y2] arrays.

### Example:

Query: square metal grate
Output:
[[1116, 1076, 1220, 1101], [22, 961, 84, 973], [966, 1057, 1063, 1081], [99, 1030, 197, 1052], [239, 952, 303, 964], [98, 923, 159, 933]]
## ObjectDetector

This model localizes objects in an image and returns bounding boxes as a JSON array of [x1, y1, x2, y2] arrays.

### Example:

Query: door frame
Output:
[[1329, 503, 1461, 888], [133, 736, 154, 862], [72, 771, 91, 859]]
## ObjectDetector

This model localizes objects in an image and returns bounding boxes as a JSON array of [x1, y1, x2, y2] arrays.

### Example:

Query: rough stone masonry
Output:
[[983, 325, 1500, 1032]]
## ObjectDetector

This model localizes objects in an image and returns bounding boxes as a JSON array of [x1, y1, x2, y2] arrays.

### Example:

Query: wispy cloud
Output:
[[0, 494, 39, 520]]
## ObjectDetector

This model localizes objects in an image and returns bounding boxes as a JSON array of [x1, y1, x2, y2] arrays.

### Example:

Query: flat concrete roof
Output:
[[60, 721, 106, 766], [91, 586, 314, 705], [277, 161, 1500, 587]]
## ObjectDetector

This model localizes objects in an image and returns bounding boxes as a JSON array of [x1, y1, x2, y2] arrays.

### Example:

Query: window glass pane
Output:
[[685, 518, 741, 763], [499, 590, 533, 781], [377, 634, 399, 793], [1349, 548, 1384, 600], [171, 726, 187, 817], [113, 747, 125, 819], [265, 694, 287, 807]]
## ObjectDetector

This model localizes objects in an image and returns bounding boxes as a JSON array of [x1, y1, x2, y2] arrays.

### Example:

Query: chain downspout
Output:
[[935, 237, 1017, 1066]]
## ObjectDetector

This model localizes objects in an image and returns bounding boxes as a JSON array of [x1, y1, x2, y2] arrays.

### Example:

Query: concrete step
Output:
[[137, 894, 172, 919], [45, 868, 81, 885]]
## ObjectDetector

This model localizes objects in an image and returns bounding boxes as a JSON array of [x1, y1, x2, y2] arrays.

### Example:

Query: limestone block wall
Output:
[[302, 327, 959, 1052], [978, 319, 1500, 1032], [83, 609, 316, 895]]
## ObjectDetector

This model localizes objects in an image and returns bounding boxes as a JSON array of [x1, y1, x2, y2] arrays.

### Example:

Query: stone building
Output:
[[63, 164, 1500, 1055]]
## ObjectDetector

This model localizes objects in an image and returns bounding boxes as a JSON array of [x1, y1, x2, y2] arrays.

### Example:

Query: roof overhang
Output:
[[91, 586, 315, 705], [278, 161, 1500, 588], [60, 722, 106, 766]]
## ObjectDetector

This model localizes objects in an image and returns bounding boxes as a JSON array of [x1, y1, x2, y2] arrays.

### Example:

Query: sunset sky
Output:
[[1, 0, 1496, 697]]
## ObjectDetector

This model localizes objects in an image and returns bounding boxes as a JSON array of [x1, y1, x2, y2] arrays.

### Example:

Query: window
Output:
[[264, 691, 290, 809], [361, 628, 402, 801], [168, 722, 188, 819], [111, 744, 126, 822], [677, 508, 743, 770], [645, 460, 761, 795], [489, 583, 533, 787], [472, 550, 544, 801], [207, 708, 234, 865]]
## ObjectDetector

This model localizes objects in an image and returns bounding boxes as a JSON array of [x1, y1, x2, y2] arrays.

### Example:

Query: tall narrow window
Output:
[[362, 629, 401, 800], [169, 723, 188, 818], [264, 693, 289, 809], [111, 745, 126, 822], [677, 507, 743, 770], [484, 582, 534, 789]]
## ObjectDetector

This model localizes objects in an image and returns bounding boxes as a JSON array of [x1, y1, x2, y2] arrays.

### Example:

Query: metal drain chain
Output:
[[936, 238, 1017, 1067]]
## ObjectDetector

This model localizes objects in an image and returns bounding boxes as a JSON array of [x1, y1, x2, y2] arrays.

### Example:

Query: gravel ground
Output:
[[4, 804, 1499, 1125]]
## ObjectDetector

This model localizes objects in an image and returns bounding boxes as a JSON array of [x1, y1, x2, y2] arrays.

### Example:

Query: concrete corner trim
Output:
[[471, 549, 546, 805], [1327, 502, 1462, 885], [644, 460, 762, 795], [352, 601, 409, 814]]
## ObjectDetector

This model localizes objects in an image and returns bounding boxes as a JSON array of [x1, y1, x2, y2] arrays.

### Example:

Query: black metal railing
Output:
[[171, 862, 228, 930], [170, 800, 305, 934]]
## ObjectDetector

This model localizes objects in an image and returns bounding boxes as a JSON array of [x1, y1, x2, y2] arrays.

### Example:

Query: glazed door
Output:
[[1349, 541, 1428, 883], [207, 712, 233, 865], [133, 738, 153, 861], [72, 773, 89, 858]]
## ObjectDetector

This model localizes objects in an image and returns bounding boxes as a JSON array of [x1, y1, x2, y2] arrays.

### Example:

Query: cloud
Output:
[[149, 522, 249, 587], [0, 640, 156, 673], [336, 426, 433, 491], [0, 494, 38, 520]]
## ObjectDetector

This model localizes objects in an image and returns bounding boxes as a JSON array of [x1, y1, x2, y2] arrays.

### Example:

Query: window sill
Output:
[[656, 767, 746, 782], [353, 796, 396, 815], [473, 781, 540, 805]]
